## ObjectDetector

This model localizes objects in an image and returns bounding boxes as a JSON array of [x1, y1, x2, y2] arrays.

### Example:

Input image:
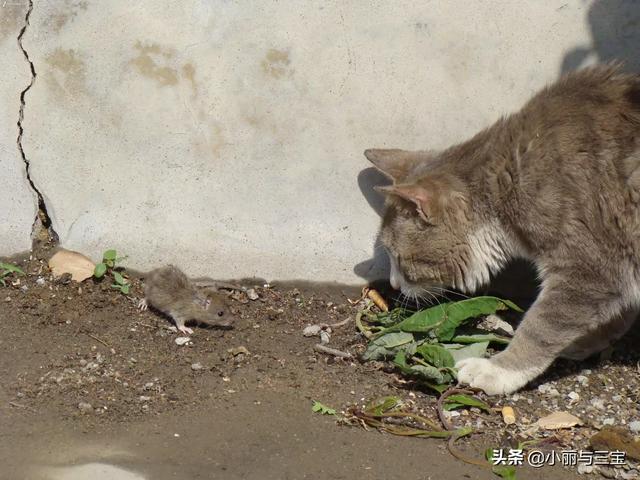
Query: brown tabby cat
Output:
[[365, 64, 640, 394]]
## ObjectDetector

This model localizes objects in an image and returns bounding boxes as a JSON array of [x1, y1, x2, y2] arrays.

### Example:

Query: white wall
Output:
[[3, 0, 637, 282], [0, 0, 37, 256]]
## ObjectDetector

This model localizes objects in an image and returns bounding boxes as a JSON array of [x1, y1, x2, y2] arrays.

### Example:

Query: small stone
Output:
[[175, 337, 191, 346], [577, 464, 594, 474], [78, 402, 93, 413], [591, 398, 605, 410], [303, 325, 322, 337], [139, 396, 151, 402], [247, 288, 259, 301], [575, 375, 588, 385], [143, 382, 154, 390], [598, 466, 617, 479], [319, 330, 331, 344], [227, 346, 250, 356], [36, 277, 45, 286], [629, 420, 640, 433], [547, 388, 560, 397], [612, 395, 622, 402], [603, 418, 615, 426], [568, 391, 580, 402], [621, 470, 639, 480], [191, 363, 203, 371]]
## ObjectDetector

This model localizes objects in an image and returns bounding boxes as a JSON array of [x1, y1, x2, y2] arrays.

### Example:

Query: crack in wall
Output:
[[17, 0, 58, 244]]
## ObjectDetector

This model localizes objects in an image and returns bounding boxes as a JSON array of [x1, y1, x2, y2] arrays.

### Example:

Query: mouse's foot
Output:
[[137, 298, 148, 311], [178, 325, 194, 335]]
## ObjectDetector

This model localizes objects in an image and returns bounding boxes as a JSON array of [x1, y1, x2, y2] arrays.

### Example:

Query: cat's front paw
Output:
[[456, 357, 532, 395]]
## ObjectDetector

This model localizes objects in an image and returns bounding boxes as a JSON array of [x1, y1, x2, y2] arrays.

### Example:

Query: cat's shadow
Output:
[[354, 167, 391, 285], [561, 0, 640, 74]]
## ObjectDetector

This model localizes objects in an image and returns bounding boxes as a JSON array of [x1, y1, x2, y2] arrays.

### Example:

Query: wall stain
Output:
[[0, 1, 27, 44], [45, 48, 87, 95], [48, 0, 88, 33], [130, 42, 178, 87], [182, 63, 197, 94], [193, 121, 230, 159], [261, 48, 293, 79]]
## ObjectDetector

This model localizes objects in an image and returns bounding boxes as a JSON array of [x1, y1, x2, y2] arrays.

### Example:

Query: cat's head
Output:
[[365, 148, 500, 296]]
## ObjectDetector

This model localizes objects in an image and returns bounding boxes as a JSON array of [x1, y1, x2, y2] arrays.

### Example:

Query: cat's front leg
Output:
[[456, 279, 617, 395]]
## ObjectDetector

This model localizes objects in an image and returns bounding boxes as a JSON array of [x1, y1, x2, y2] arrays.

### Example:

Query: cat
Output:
[[365, 63, 640, 394]]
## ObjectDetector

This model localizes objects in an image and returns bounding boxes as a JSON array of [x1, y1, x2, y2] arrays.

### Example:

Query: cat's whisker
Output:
[[416, 287, 440, 306], [430, 286, 471, 300]]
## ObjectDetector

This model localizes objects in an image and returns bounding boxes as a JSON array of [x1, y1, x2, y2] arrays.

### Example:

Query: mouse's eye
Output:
[[217, 310, 225, 317]]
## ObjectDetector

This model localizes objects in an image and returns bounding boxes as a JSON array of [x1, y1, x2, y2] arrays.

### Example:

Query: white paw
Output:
[[137, 298, 148, 311], [178, 325, 194, 335], [456, 357, 533, 395]]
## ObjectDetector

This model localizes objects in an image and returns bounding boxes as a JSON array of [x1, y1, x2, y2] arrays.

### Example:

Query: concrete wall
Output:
[[3, 1, 639, 283], [0, 0, 37, 255]]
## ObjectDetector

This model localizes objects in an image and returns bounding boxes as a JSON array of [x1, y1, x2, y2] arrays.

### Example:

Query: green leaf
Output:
[[443, 394, 491, 413], [0, 262, 25, 275], [485, 448, 517, 478], [311, 401, 336, 415], [373, 331, 415, 348], [94, 263, 107, 278], [385, 297, 521, 343], [365, 396, 400, 416], [386, 303, 449, 333], [447, 341, 489, 363], [393, 351, 451, 384], [112, 271, 126, 285], [0, 278, 5, 287], [452, 333, 511, 346], [361, 332, 418, 361], [435, 297, 523, 341], [120, 284, 130, 295], [415, 344, 455, 368], [103, 249, 117, 261], [369, 308, 410, 327], [492, 466, 517, 480]]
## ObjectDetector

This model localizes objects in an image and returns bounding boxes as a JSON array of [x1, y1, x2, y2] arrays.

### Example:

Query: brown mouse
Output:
[[138, 265, 234, 334]]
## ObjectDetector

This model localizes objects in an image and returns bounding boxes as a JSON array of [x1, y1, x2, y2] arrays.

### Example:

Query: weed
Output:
[[0, 262, 25, 287], [93, 249, 130, 294]]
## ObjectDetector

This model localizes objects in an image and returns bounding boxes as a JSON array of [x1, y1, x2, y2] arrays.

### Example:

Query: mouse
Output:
[[138, 265, 235, 334]]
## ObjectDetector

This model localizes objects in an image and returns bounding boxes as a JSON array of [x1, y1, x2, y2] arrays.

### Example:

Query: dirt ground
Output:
[[1, 248, 639, 479]]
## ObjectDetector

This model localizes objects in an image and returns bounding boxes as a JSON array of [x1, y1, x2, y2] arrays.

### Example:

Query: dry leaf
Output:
[[502, 406, 516, 425], [48, 249, 96, 282], [536, 411, 582, 430]]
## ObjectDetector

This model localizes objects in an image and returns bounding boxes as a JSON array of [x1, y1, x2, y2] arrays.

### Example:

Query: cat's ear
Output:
[[364, 149, 418, 182], [374, 184, 433, 222], [375, 177, 468, 223]]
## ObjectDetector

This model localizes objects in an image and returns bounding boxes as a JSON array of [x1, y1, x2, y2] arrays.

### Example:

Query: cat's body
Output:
[[366, 64, 640, 394]]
